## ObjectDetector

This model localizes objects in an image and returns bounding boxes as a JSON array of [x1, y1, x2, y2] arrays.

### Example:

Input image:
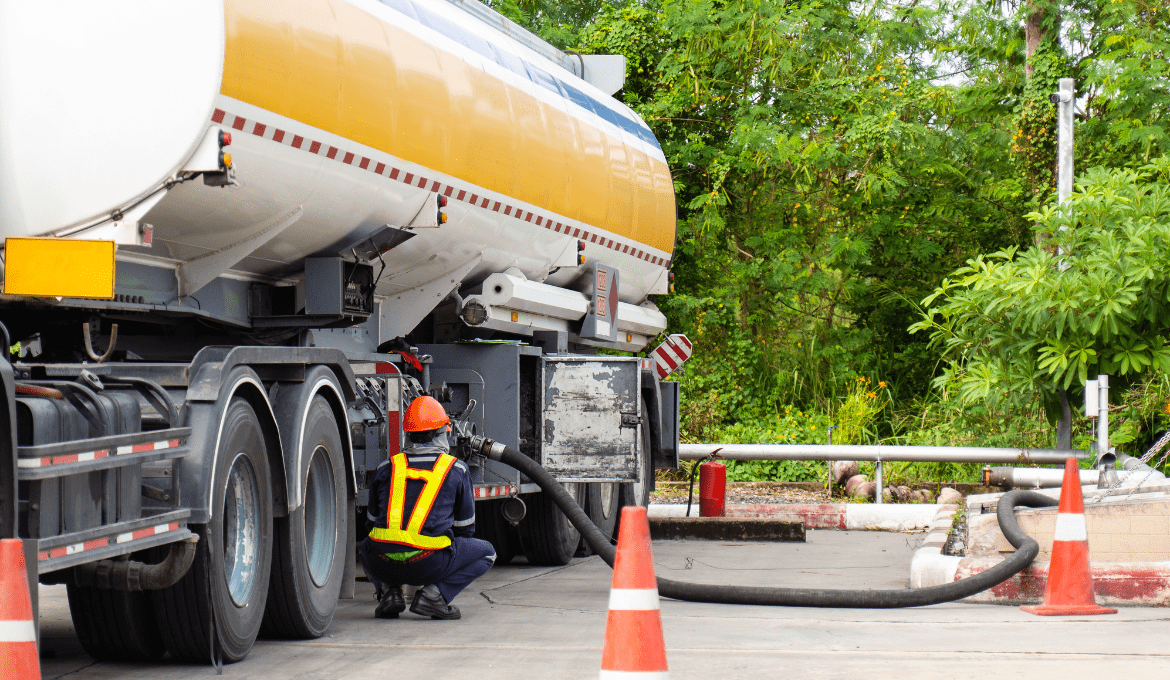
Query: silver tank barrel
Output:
[[678, 444, 1088, 465]]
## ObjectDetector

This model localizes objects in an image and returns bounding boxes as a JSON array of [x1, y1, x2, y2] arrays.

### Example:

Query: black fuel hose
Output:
[[490, 443, 1057, 608]]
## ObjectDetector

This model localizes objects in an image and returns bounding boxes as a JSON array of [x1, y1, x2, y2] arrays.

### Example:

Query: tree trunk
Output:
[[1025, 2, 1048, 78]]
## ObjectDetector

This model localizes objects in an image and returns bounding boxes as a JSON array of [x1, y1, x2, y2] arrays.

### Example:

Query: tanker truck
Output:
[[0, 0, 688, 664]]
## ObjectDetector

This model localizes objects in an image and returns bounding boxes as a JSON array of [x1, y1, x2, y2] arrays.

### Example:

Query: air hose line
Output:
[[491, 444, 1057, 608]]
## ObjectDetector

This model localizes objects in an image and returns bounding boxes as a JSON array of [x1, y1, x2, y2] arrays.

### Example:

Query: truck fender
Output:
[[268, 365, 355, 514], [178, 366, 285, 524], [0, 355, 17, 539], [640, 367, 665, 470]]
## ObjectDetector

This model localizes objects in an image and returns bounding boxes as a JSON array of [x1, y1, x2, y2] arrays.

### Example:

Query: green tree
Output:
[[913, 158, 1170, 422]]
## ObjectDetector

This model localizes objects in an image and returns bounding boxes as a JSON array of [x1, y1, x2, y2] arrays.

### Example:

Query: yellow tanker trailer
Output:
[[0, 0, 686, 665]]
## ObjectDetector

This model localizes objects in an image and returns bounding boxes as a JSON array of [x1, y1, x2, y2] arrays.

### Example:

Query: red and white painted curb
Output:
[[909, 505, 1170, 606], [648, 503, 941, 532]]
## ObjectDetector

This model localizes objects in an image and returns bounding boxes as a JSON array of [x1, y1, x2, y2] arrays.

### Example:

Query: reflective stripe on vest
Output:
[[369, 453, 456, 550]]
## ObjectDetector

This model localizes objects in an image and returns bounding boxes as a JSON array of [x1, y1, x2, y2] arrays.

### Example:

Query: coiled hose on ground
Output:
[[490, 443, 1057, 608]]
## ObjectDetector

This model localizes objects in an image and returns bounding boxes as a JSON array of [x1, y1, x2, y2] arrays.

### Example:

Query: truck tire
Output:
[[474, 499, 519, 566], [262, 396, 347, 638], [585, 482, 620, 542], [615, 399, 653, 537], [151, 398, 274, 663], [67, 586, 165, 661], [518, 482, 582, 566]]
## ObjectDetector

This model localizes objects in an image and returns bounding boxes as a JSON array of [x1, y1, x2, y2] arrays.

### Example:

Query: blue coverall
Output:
[[359, 432, 496, 605]]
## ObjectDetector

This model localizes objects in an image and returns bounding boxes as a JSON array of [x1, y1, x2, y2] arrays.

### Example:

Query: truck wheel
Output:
[[262, 396, 346, 638], [474, 499, 519, 566], [585, 482, 620, 541], [518, 483, 582, 566], [615, 399, 653, 537], [151, 398, 274, 663], [67, 586, 165, 661]]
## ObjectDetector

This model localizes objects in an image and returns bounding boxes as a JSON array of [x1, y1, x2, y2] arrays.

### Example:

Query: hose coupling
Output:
[[468, 436, 508, 461]]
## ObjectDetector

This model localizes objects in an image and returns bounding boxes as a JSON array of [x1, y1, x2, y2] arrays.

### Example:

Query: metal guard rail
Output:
[[679, 444, 1088, 465]]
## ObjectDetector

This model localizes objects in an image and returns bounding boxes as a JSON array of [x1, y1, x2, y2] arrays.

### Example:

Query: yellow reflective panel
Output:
[[4, 238, 115, 299]]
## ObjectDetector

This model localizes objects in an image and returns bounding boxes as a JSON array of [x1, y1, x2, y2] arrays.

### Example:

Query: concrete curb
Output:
[[648, 517, 805, 542], [647, 503, 940, 532], [907, 503, 1170, 606]]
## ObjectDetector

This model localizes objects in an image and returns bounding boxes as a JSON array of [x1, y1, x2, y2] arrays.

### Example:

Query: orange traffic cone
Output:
[[1021, 458, 1117, 616], [0, 539, 40, 679], [600, 506, 669, 679]]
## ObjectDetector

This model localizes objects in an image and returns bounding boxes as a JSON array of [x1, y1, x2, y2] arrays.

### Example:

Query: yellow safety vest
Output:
[[369, 453, 457, 550]]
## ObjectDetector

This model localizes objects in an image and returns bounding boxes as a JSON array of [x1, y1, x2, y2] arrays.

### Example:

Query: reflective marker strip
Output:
[[115, 522, 180, 545], [117, 439, 181, 455], [39, 523, 181, 561], [39, 538, 109, 560], [473, 484, 517, 499], [18, 438, 181, 469], [1054, 513, 1088, 542], [599, 672, 670, 679], [608, 588, 660, 611], [0, 620, 36, 643], [18, 450, 109, 468]]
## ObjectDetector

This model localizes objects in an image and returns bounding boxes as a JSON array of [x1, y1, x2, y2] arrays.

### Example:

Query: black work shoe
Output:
[[375, 586, 406, 619], [409, 584, 461, 620]]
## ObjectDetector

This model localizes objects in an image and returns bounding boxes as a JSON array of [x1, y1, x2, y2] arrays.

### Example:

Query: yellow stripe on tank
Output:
[[221, 0, 675, 254]]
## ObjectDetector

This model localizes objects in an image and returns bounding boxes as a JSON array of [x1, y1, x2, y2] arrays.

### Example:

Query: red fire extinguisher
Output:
[[698, 458, 727, 517]]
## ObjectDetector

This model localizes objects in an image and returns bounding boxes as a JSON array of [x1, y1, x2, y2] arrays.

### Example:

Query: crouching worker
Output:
[[359, 396, 495, 620]]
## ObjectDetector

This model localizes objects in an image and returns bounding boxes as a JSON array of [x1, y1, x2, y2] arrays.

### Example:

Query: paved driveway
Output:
[[39, 530, 1169, 679]]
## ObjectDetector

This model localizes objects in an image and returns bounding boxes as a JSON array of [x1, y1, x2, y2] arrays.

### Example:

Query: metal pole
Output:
[[1056, 77, 1075, 208], [1098, 374, 1109, 462], [679, 444, 1086, 464], [874, 459, 883, 505], [826, 425, 834, 496], [1054, 77, 1076, 447]]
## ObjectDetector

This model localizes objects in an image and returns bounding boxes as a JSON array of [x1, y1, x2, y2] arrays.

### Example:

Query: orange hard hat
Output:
[[402, 396, 449, 432]]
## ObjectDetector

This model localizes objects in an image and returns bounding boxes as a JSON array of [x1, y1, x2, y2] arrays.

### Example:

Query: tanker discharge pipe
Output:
[[987, 467, 1099, 489], [476, 440, 1057, 608]]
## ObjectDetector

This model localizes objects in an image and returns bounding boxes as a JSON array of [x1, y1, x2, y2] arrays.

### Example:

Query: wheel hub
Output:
[[223, 452, 260, 607]]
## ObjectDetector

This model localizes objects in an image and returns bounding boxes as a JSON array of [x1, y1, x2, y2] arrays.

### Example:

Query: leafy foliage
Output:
[[914, 159, 1170, 415]]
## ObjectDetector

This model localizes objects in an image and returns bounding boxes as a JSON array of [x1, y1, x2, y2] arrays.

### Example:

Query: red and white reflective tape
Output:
[[116, 522, 181, 545], [18, 438, 181, 469], [649, 334, 693, 380], [116, 439, 181, 456], [38, 522, 181, 562], [473, 484, 518, 499], [211, 108, 672, 267], [1053, 513, 1088, 542], [38, 537, 109, 562]]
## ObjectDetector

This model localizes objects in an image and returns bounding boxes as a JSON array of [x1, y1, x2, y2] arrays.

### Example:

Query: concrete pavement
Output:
[[39, 531, 1170, 679]]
